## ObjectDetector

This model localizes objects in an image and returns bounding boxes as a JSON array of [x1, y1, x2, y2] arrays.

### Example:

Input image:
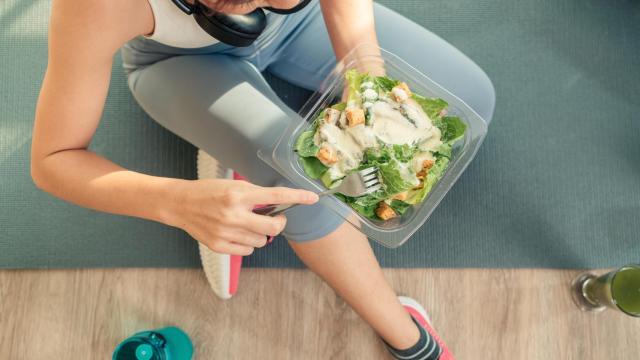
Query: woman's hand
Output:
[[168, 179, 318, 255]]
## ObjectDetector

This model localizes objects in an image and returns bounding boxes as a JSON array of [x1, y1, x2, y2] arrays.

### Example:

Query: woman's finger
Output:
[[207, 241, 255, 256], [239, 212, 288, 237], [217, 228, 268, 248], [245, 186, 318, 206]]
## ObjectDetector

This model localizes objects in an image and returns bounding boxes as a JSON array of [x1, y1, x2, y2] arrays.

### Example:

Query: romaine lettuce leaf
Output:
[[389, 199, 411, 215], [299, 156, 327, 179], [345, 69, 364, 106], [391, 144, 415, 163], [438, 116, 467, 143], [331, 102, 347, 111], [345, 200, 377, 219], [374, 76, 400, 92], [338, 189, 385, 219], [434, 143, 452, 158], [295, 130, 318, 157], [412, 94, 448, 119], [365, 144, 414, 165], [378, 160, 419, 195], [365, 146, 419, 196], [405, 156, 449, 205], [320, 170, 336, 188]]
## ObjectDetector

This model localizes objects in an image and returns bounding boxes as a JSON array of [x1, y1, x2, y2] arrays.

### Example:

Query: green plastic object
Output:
[[113, 327, 193, 360]]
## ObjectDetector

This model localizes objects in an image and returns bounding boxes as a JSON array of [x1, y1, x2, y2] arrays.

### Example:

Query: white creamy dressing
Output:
[[419, 126, 443, 152], [318, 123, 366, 172], [361, 81, 374, 89], [362, 88, 379, 101], [369, 99, 437, 146], [402, 99, 431, 129], [347, 124, 378, 148], [396, 160, 421, 187], [316, 94, 443, 179], [370, 102, 421, 145]]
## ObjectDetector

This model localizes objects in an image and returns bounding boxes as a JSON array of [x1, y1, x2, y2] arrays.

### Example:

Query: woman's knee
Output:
[[282, 201, 345, 243], [373, 3, 496, 124]]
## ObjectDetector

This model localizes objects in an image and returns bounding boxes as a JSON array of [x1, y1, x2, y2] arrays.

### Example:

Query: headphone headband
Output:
[[264, 0, 312, 15], [170, 0, 312, 47]]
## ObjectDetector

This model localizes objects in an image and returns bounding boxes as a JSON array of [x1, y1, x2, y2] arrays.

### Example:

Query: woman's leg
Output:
[[263, 0, 497, 352], [289, 223, 421, 349]]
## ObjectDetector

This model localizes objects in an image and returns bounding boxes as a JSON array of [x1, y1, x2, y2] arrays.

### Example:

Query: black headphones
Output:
[[171, 0, 312, 47]]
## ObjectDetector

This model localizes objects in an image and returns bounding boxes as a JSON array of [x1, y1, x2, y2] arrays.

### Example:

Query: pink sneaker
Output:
[[197, 151, 274, 299], [198, 151, 274, 299], [398, 296, 454, 360], [197, 151, 242, 299]]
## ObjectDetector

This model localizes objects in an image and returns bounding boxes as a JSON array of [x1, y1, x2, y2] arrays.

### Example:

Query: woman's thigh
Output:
[[127, 54, 343, 242], [267, 2, 496, 123], [128, 55, 288, 184]]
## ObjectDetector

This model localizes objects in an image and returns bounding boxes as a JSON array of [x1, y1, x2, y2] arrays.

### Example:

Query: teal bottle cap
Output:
[[113, 327, 193, 360]]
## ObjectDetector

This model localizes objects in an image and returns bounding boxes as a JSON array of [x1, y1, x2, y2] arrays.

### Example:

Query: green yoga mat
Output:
[[1, 0, 638, 269]]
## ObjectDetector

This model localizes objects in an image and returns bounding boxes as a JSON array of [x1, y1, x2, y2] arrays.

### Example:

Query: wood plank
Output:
[[0, 268, 637, 359]]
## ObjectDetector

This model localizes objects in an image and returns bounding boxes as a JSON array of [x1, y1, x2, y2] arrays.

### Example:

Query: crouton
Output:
[[416, 159, 435, 179], [422, 159, 435, 170], [345, 108, 365, 127], [391, 82, 412, 102], [391, 192, 408, 201], [317, 146, 338, 166], [375, 202, 397, 220], [323, 108, 341, 125]]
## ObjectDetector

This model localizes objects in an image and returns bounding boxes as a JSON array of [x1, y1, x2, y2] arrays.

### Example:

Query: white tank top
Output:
[[144, 0, 284, 49]]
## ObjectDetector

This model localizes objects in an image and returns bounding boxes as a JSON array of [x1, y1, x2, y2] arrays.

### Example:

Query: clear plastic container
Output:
[[259, 45, 488, 248]]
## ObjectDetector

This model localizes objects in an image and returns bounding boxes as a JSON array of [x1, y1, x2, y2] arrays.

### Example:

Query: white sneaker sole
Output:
[[197, 150, 236, 300]]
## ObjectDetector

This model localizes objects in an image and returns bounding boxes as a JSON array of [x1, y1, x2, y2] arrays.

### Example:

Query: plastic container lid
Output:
[[258, 44, 488, 248]]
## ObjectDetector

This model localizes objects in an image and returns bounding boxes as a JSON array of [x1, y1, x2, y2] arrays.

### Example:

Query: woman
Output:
[[32, 0, 495, 358]]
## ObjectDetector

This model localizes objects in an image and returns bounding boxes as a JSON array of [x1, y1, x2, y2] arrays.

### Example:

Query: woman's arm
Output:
[[31, 0, 169, 222], [319, 0, 384, 75], [32, 0, 317, 255]]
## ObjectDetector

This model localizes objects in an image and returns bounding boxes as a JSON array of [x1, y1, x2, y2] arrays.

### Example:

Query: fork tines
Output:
[[359, 167, 380, 188]]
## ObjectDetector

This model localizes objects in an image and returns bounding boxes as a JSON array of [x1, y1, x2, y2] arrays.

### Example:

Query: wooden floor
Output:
[[0, 268, 637, 360]]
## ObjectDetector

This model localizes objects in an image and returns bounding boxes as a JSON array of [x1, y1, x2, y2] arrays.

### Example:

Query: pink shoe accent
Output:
[[401, 298, 454, 360], [228, 255, 242, 295], [232, 172, 246, 181], [225, 171, 276, 297]]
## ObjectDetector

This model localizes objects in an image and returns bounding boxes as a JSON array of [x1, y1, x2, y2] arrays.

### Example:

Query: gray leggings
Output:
[[121, 2, 495, 243]]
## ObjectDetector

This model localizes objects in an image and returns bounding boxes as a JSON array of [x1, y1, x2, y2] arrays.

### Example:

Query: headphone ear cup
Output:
[[193, 4, 266, 47]]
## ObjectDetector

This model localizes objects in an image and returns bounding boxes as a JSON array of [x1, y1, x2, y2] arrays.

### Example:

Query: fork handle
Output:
[[252, 188, 339, 217], [252, 203, 296, 217], [318, 187, 339, 197]]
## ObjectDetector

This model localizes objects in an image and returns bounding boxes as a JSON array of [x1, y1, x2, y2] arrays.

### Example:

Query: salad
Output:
[[294, 70, 466, 221]]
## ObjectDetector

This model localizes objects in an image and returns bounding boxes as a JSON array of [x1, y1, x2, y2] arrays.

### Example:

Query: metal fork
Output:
[[253, 167, 382, 216]]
